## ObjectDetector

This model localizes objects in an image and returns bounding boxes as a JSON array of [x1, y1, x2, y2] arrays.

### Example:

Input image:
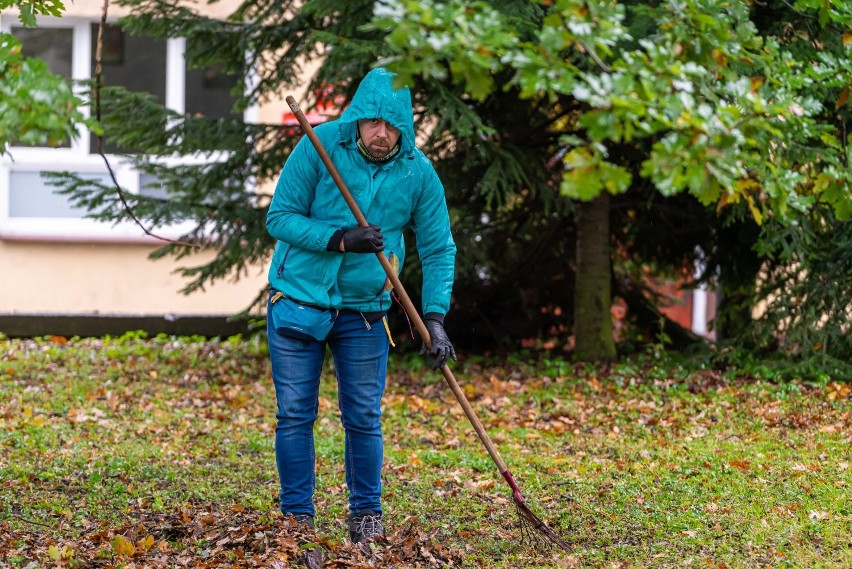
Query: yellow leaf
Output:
[[827, 382, 851, 400], [836, 86, 850, 109], [843, 32, 852, 46], [745, 194, 763, 225], [716, 191, 730, 213], [48, 545, 61, 560], [137, 535, 155, 552], [113, 535, 136, 557]]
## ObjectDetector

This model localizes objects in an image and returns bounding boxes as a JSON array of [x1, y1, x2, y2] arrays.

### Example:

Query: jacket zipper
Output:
[[276, 244, 293, 278]]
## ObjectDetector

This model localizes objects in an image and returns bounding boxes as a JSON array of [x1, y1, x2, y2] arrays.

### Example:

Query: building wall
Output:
[[0, 2, 311, 334], [0, 240, 265, 315]]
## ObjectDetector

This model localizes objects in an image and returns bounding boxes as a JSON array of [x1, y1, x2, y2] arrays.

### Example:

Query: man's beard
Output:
[[367, 140, 391, 158], [356, 135, 400, 163]]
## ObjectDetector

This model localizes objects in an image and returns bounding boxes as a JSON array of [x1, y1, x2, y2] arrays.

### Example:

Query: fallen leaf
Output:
[[47, 545, 62, 560], [113, 535, 136, 557]]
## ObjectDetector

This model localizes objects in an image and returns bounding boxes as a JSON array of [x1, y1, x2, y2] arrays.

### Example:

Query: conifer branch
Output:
[[95, 0, 199, 248]]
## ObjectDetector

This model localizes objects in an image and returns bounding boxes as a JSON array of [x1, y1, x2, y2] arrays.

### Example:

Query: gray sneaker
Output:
[[283, 512, 315, 530], [348, 510, 384, 543]]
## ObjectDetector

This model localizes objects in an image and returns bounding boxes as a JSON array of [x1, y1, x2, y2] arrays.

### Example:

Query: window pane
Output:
[[185, 63, 240, 120], [139, 173, 169, 200], [8, 171, 110, 218], [10, 26, 73, 148], [11, 26, 73, 77], [90, 24, 167, 154]]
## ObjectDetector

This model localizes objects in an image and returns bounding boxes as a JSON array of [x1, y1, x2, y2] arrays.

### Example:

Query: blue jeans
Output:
[[267, 302, 389, 517]]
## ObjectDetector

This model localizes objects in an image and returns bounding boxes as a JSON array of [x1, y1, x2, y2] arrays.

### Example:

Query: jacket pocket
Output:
[[274, 246, 337, 305], [275, 244, 294, 278], [337, 251, 389, 302]]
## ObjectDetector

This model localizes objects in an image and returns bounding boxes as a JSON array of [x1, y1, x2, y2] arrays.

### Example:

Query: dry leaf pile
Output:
[[0, 503, 464, 568]]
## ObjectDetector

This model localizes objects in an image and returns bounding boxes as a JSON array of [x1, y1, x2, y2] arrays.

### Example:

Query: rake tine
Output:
[[516, 499, 572, 551]]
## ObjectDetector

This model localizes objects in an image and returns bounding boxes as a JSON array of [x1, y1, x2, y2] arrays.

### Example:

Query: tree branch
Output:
[[95, 0, 199, 248]]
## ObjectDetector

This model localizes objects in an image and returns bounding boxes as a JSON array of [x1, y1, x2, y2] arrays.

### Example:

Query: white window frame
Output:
[[0, 15, 258, 242]]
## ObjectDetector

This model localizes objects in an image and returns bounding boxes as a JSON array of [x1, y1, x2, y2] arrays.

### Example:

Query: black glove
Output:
[[342, 224, 384, 253], [419, 314, 456, 369]]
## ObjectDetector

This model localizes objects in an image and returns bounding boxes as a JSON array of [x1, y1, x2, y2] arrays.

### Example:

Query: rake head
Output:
[[514, 497, 572, 552]]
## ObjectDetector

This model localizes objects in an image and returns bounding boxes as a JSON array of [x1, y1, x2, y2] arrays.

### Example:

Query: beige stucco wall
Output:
[[0, 240, 267, 315]]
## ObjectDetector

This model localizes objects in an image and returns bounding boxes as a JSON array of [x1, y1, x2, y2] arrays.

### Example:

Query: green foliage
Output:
[[371, 0, 852, 360], [745, 208, 852, 380], [373, 0, 852, 222], [0, 32, 92, 148], [561, 145, 631, 198], [0, 0, 65, 27], [0, 1, 98, 148]]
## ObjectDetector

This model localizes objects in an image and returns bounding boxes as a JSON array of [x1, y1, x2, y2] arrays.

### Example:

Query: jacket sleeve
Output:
[[266, 133, 339, 251], [410, 162, 456, 316]]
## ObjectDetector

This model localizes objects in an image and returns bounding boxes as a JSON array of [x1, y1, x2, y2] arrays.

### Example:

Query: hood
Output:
[[337, 67, 415, 155]]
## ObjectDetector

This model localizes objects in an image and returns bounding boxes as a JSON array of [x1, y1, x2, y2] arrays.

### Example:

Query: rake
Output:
[[285, 96, 570, 552]]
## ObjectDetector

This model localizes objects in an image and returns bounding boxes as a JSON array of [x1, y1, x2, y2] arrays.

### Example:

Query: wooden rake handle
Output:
[[285, 96, 520, 492]]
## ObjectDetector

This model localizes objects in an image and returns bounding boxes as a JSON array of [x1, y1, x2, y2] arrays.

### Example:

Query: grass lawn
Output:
[[0, 333, 850, 568]]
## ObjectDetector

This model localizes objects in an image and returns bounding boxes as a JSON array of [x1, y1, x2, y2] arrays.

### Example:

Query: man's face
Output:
[[359, 118, 400, 158]]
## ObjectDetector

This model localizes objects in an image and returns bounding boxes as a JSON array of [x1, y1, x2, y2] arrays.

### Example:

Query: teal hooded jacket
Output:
[[266, 68, 456, 316]]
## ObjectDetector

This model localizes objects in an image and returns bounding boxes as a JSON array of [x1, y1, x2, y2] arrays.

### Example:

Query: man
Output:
[[265, 67, 457, 543]]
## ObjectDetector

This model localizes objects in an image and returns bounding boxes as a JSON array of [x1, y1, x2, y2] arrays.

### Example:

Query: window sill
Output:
[[0, 218, 197, 243]]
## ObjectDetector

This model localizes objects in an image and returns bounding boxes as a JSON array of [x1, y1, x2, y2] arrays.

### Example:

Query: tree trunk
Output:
[[573, 193, 616, 361]]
